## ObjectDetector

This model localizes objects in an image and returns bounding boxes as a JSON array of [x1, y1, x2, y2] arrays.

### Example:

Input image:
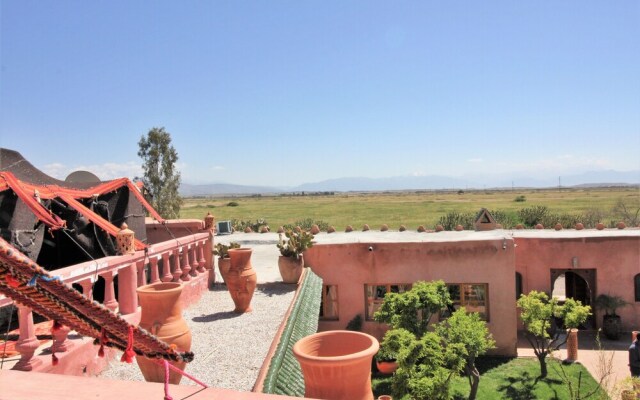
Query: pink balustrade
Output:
[[0, 220, 213, 373]]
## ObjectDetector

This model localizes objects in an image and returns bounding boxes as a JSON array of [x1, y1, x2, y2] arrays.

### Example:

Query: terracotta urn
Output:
[[293, 330, 379, 400], [378, 396, 393, 400], [218, 257, 231, 283], [310, 224, 321, 234], [596, 222, 605, 230], [380, 224, 389, 232], [244, 227, 253, 233], [455, 224, 464, 231], [345, 225, 353, 232], [327, 226, 336, 233], [575, 223, 584, 230], [362, 224, 370, 231], [435, 225, 444, 232], [417, 225, 426, 232], [535, 223, 544, 230], [617, 221, 626, 229], [566, 328, 578, 362], [278, 255, 304, 284], [226, 248, 257, 313], [555, 223, 563, 231], [399, 225, 406, 232], [136, 282, 192, 384], [376, 360, 398, 375]]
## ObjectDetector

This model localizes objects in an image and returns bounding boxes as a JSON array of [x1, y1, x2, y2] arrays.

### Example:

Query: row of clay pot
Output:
[[237, 221, 634, 234]]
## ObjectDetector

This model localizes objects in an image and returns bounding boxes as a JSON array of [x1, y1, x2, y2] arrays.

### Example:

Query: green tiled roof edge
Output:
[[261, 268, 323, 396]]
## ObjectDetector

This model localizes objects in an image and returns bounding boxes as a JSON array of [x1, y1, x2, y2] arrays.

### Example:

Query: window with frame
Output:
[[515, 272, 523, 300], [365, 284, 411, 321], [635, 274, 640, 302], [320, 285, 339, 320], [441, 283, 489, 321]]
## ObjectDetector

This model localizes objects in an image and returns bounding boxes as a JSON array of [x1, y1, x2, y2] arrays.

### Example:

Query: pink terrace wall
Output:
[[515, 236, 640, 331], [146, 219, 206, 244], [304, 239, 518, 356]]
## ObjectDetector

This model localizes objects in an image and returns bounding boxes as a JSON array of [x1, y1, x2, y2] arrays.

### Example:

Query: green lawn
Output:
[[180, 187, 638, 231], [372, 357, 608, 400]]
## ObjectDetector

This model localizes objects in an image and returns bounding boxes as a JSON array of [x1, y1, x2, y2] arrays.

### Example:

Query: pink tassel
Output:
[[120, 326, 135, 363]]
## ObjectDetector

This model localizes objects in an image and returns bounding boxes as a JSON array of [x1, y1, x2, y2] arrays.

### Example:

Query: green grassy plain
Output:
[[180, 187, 639, 231]]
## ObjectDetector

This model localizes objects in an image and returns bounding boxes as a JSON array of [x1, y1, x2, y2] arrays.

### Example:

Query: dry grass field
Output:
[[180, 187, 639, 231]]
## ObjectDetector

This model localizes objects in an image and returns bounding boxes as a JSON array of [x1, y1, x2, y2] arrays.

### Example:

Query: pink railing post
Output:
[[102, 271, 119, 312], [172, 251, 183, 282], [197, 241, 206, 273], [79, 279, 94, 300], [149, 256, 161, 284], [136, 260, 146, 287], [52, 323, 74, 353], [12, 305, 43, 371], [180, 247, 191, 281], [190, 244, 199, 277], [118, 262, 138, 315], [161, 252, 173, 282]]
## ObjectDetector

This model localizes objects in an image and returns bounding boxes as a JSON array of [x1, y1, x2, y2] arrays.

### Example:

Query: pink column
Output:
[[172, 251, 183, 282], [118, 263, 139, 315], [197, 241, 206, 273], [79, 279, 94, 300], [149, 256, 161, 284], [52, 323, 73, 353], [189, 244, 199, 277], [137, 261, 146, 287], [161, 252, 173, 282], [102, 271, 119, 312], [12, 306, 44, 371], [180, 248, 191, 281]]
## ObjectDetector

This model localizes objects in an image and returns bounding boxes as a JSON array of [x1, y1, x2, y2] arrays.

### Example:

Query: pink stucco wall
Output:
[[146, 219, 206, 244], [304, 239, 518, 356], [515, 235, 640, 331]]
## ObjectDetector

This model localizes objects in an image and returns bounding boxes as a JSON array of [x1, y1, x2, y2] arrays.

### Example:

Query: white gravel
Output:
[[98, 281, 296, 391]]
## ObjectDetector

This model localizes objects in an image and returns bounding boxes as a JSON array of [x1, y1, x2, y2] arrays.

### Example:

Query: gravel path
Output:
[[98, 281, 296, 391]]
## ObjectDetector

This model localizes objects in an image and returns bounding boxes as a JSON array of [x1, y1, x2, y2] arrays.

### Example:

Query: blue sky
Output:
[[1, 1, 638, 187]]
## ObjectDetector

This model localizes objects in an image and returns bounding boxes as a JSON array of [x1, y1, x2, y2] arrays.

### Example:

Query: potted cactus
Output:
[[213, 242, 240, 282], [595, 294, 628, 340], [277, 229, 314, 283]]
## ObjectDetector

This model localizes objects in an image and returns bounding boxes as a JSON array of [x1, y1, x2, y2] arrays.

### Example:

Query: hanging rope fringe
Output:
[[5, 273, 20, 288], [52, 320, 62, 332], [163, 360, 173, 400], [98, 328, 108, 358], [120, 326, 135, 363]]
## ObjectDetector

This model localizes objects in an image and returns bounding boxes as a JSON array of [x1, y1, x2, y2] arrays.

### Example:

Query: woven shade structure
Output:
[[0, 237, 194, 363]]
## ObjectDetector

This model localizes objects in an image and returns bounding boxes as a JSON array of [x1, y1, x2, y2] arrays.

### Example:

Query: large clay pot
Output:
[[136, 282, 192, 384], [293, 330, 379, 400], [226, 248, 257, 313], [602, 315, 622, 340], [278, 255, 304, 284], [566, 328, 578, 362], [218, 257, 231, 283], [376, 360, 398, 375]]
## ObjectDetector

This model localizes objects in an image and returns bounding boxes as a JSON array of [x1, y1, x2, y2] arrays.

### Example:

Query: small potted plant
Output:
[[214, 242, 240, 283], [595, 294, 628, 340], [374, 344, 398, 375], [277, 229, 314, 283]]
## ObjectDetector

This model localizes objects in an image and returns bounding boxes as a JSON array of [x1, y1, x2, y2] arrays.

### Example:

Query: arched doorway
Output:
[[551, 269, 596, 328]]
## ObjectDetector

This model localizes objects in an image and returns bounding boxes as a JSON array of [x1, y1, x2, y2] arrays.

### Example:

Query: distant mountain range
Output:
[[180, 169, 640, 196]]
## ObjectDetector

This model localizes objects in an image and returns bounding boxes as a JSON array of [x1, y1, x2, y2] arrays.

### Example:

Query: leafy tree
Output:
[[373, 281, 453, 399], [517, 291, 591, 378], [436, 308, 496, 400], [374, 280, 451, 336], [138, 127, 182, 219]]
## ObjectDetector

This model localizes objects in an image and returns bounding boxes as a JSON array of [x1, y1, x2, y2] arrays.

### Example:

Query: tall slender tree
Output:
[[138, 127, 182, 219]]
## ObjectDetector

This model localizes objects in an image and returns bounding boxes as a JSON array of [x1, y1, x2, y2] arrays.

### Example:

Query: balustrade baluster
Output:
[[181, 246, 191, 281], [136, 261, 146, 287], [79, 279, 94, 300], [161, 252, 173, 282], [197, 241, 206, 273], [172, 250, 183, 282], [12, 305, 43, 371], [149, 256, 161, 284], [52, 323, 73, 353], [102, 271, 119, 312], [189, 244, 199, 277]]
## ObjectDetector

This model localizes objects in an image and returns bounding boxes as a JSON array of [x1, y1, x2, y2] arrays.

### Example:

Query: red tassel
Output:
[[6, 274, 20, 288], [52, 352, 59, 366], [52, 320, 62, 332], [120, 326, 135, 363], [98, 328, 107, 358]]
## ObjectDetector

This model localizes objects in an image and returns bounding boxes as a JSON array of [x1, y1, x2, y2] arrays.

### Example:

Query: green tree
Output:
[[138, 127, 182, 219], [517, 291, 591, 378], [374, 281, 471, 400], [436, 308, 496, 400]]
